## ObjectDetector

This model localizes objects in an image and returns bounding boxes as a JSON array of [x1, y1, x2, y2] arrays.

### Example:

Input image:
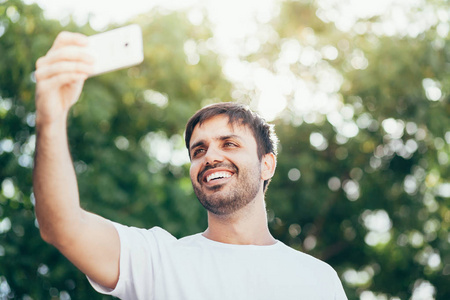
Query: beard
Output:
[[192, 161, 262, 216]]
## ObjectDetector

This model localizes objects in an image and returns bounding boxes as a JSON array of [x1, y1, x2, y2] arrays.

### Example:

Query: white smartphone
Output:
[[87, 24, 144, 77]]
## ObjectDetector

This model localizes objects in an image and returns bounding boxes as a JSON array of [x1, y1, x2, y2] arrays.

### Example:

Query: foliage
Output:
[[0, 1, 231, 298], [0, 0, 449, 299], [262, 1, 449, 299]]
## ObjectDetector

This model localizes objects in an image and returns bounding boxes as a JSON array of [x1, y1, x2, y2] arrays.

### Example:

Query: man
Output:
[[34, 31, 348, 299]]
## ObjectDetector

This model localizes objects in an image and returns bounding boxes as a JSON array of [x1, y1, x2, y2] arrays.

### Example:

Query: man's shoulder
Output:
[[276, 242, 336, 273], [177, 232, 204, 245], [111, 222, 177, 243]]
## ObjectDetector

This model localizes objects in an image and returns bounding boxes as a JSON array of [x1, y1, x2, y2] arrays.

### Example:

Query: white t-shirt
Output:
[[89, 222, 348, 300]]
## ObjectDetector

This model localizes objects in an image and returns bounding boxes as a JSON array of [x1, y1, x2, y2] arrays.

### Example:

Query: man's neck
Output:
[[202, 196, 276, 246]]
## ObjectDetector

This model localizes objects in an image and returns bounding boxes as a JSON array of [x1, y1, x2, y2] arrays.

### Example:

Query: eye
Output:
[[192, 148, 205, 158], [224, 141, 238, 148]]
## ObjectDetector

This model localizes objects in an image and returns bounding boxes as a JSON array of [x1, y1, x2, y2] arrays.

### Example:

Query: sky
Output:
[[28, 0, 445, 121], [29, 0, 434, 37]]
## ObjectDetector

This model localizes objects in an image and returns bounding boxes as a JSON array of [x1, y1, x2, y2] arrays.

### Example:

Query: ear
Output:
[[261, 153, 276, 181]]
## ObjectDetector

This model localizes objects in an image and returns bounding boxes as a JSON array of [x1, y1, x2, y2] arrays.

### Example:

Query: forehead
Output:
[[190, 115, 255, 146]]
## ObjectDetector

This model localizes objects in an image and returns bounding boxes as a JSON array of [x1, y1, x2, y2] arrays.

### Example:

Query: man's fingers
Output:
[[36, 46, 94, 69], [38, 73, 87, 92], [35, 61, 94, 81], [50, 31, 89, 51]]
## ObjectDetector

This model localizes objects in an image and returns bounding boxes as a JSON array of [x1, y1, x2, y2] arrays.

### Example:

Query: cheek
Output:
[[189, 162, 199, 180]]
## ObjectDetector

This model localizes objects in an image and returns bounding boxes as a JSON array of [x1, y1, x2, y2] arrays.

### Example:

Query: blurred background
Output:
[[0, 0, 449, 299]]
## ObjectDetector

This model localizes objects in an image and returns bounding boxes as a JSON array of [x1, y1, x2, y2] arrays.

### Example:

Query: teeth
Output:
[[206, 172, 232, 183]]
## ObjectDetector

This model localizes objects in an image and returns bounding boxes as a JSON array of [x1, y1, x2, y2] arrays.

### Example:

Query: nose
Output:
[[204, 146, 223, 165]]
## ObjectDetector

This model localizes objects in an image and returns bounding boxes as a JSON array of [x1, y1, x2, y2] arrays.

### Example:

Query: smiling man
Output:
[[33, 32, 348, 299], [185, 105, 278, 246]]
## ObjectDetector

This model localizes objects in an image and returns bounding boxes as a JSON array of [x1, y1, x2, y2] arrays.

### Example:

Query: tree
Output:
[[251, 1, 449, 299], [1, 0, 448, 299], [0, 1, 231, 298]]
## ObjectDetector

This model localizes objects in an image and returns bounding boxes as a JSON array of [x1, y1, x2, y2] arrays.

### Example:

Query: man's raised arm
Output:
[[33, 32, 120, 289]]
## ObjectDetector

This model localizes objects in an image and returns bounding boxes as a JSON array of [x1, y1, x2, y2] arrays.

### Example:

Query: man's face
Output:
[[189, 115, 263, 216]]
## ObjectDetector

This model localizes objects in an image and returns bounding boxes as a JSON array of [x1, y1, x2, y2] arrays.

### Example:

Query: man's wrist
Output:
[[35, 114, 68, 137]]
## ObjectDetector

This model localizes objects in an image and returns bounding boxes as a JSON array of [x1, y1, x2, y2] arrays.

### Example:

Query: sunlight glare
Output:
[[411, 280, 436, 300], [30, 0, 435, 122]]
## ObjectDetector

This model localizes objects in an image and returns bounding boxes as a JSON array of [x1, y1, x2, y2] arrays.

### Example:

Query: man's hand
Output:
[[35, 32, 94, 126], [33, 32, 120, 289]]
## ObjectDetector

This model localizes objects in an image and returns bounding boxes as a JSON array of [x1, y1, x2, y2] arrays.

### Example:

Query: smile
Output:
[[200, 165, 236, 185], [206, 171, 232, 183]]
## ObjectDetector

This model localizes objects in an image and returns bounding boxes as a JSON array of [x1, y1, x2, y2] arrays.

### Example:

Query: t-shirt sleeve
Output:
[[333, 270, 348, 300], [87, 221, 176, 299]]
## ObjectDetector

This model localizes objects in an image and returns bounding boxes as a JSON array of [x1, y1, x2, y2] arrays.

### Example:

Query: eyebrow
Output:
[[189, 134, 243, 153]]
